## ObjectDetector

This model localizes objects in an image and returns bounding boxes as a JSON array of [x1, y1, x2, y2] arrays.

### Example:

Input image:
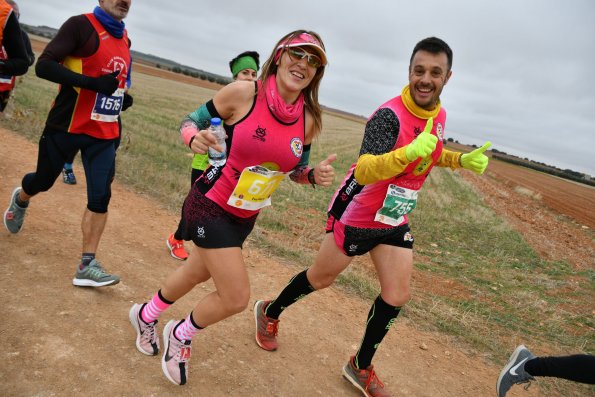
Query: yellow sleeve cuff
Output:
[[354, 147, 410, 185], [437, 149, 462, 170]]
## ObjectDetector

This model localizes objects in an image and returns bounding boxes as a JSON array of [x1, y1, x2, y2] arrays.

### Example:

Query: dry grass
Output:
[[514, 185, 543, 200]]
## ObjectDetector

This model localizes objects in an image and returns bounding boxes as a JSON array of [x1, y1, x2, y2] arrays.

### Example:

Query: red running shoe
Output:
[[253, 300, 280, 351], [342, 356, 393, 397]]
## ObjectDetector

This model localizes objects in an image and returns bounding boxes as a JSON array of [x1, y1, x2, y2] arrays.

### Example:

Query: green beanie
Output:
[[231, 56, 258, 78]]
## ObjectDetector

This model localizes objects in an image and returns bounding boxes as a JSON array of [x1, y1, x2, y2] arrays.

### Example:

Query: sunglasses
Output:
[[286, 48, 323, 68]]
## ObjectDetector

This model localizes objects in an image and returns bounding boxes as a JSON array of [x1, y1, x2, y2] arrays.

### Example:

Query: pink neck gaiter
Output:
[[264, 74, 304, 124]]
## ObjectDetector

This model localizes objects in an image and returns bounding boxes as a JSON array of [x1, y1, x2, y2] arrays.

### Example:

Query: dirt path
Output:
[[0, 128, 553, 396]]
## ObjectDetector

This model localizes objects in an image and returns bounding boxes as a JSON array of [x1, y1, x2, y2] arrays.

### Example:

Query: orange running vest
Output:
[[0, 46, 15, 91], [0, 0, 15, 91], [0, 0, 12, 45], [61, 13, 130, 139]]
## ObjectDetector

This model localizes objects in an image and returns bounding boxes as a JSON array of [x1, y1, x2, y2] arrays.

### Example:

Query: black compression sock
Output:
[[265, 269, 315, 319], [354, 295, 401, 369]]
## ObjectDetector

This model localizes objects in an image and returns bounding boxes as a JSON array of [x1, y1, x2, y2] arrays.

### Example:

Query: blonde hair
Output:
[[259, 30, 326, 137]]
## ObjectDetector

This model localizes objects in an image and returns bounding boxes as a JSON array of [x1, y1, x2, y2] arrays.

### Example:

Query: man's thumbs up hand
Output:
[[461, 141, 491, 174], [405, 118, 438, 162]]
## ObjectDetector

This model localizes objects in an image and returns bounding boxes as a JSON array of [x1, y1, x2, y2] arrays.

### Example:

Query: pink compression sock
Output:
[[140, 291, 172, 323], [174, 313, 202, 341]]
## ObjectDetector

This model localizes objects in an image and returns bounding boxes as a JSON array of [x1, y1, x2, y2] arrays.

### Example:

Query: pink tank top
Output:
[[328, 95, 446, 228], [200, 84, 306, 218]]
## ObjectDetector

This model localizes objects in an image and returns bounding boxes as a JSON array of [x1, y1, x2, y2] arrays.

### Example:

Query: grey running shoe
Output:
[[342, 356, 392, 397], [497, 345, 536, 397], [254, 300, 279, 351], [72, 259, 120, 287], [62, 168, 77, 185], [162, 320, 192, 385], [3, 187, 27, 234], [129, 303, 159, 355]]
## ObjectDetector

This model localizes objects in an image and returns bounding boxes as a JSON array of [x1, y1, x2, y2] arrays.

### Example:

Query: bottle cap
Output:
[[210, 117, 222, 126]]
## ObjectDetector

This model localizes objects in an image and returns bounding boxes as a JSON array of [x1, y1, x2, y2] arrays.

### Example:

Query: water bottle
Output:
[[207, 117, 227, 166]]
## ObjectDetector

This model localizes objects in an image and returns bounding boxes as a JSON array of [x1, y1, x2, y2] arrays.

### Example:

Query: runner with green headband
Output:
[[229, 50, 259, 81]]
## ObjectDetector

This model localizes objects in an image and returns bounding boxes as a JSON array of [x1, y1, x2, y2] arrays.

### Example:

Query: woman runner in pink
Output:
[[128, 30, 336, 386]]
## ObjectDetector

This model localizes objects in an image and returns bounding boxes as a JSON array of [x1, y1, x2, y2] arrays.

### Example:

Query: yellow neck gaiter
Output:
[[401, 85, 441, 119]]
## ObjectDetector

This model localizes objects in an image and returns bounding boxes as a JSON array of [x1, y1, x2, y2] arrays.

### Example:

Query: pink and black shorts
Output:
[[325, 215, 414, 257], [182, 183, 257, 249]]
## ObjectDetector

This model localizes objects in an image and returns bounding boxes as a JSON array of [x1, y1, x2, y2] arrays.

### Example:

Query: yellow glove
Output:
[[460, 142, 491, 174], [405, 118, 437, 162]]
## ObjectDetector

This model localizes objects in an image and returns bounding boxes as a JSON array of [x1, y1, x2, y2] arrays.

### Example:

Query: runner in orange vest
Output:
[[0, 0, 36, 112], [0, 0, 29, 112], [3, 0, 133, 288]]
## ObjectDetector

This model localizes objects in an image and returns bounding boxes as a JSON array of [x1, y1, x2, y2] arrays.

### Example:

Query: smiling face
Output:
[[408, 50, 452, 110], [275, 46, 319, 102], [99, 0, 131, 21]]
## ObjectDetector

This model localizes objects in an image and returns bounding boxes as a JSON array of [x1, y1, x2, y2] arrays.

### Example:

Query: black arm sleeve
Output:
[[21, 31, 35, 66], [1, 13, 29, 76], [35, 58, 90, 88], [358, 108, 400, 156], [205, 100, 221, 119], [35, 15, 97, 89]]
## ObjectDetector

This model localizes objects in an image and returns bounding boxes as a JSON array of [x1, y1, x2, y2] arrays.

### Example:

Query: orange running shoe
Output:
[[166, 233, 188, 261], [342, 356, 393, 397], [254, 300, 280, 351]]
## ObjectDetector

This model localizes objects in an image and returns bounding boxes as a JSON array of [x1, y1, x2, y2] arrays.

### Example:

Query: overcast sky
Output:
[[19, 0, 595, 176]]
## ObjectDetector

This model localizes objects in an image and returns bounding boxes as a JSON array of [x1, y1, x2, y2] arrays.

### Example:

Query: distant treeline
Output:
[[154, 62, 231, 85], [491, 153, 595, 187], [21, 23, 56, 39]]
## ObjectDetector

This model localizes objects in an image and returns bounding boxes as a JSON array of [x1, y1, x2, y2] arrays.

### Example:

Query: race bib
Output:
[[0, 74, 13, 84], [227, 165, 286, 210], [91, 88, 125, 122], [374, 184, 418, 226]]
